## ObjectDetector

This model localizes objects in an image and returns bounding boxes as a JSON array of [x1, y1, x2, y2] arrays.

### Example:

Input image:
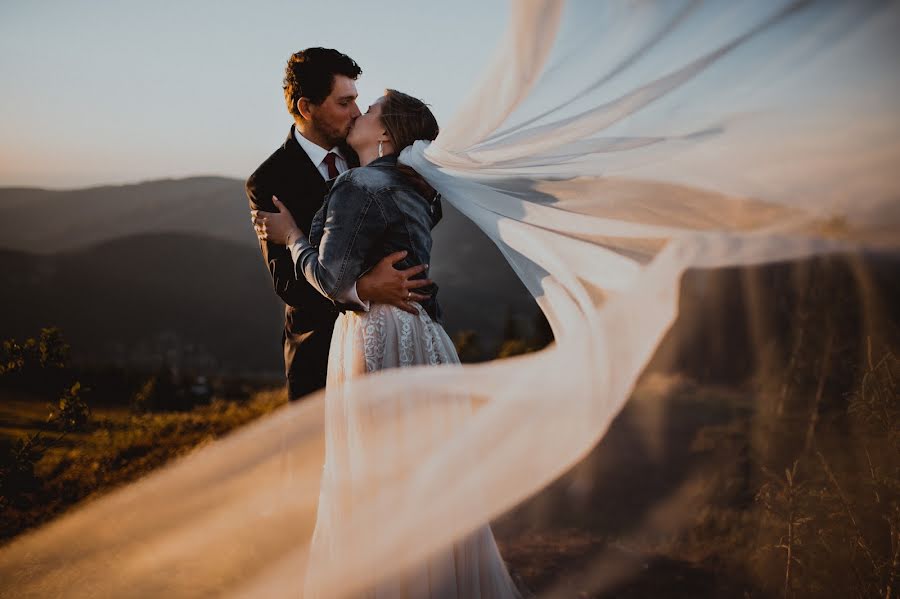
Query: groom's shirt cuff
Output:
[[287, 238, 370, 312]]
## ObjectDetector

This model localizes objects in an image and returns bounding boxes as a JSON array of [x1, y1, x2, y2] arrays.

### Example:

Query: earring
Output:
[[378, 140, 384, 158]]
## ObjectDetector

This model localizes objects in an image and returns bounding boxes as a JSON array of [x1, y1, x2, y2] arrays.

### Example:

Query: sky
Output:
[[0, 1, 508, 188]]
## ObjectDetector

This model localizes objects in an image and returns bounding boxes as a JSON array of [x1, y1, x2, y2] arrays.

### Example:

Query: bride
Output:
[[253, 88, 524, 598]]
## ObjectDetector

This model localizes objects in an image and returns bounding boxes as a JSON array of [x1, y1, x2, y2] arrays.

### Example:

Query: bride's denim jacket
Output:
[[289, 154, 443, 323]]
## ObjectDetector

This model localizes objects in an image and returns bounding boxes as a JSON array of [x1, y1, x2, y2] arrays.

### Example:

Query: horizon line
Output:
[[0, 173, 245, 193]]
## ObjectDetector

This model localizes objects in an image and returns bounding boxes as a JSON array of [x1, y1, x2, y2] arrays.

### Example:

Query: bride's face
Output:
[[347, 96, 388, 152]]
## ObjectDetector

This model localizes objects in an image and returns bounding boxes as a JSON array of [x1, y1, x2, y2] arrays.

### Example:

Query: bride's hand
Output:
[[252, 196, 304, 246]]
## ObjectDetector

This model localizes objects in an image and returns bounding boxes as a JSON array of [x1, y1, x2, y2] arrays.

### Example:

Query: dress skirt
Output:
[[303, 303, 522, 599]]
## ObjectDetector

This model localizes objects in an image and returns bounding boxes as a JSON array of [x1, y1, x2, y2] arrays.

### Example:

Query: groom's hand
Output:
[[357, 251, 432, 315]]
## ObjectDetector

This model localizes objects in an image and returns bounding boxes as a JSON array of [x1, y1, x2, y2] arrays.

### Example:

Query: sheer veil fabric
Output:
[[1, 1, 898, 597], [303, 304, 523, 598]]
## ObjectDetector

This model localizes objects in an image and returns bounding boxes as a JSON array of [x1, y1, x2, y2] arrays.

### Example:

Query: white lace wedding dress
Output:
[[303, 302, 523, 598]]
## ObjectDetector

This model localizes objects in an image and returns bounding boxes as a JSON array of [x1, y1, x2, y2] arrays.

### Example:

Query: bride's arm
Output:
[[260, 178, 388, 302]]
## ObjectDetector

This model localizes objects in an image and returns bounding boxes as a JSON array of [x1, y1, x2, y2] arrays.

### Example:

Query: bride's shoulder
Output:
[[334, 165, 393, 195]]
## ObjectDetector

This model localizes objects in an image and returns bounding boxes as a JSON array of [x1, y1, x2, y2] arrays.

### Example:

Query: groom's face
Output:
[[305, 75, 361, 147]]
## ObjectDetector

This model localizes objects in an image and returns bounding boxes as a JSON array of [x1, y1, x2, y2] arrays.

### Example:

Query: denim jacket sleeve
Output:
[[287, 176, 388, 302]]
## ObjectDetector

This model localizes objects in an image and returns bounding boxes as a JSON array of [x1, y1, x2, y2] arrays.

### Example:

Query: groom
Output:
[[246, 47, 431, 401]]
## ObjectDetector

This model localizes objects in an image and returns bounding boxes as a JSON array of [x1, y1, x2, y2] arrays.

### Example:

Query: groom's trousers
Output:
[[283, 317, 335, 401]]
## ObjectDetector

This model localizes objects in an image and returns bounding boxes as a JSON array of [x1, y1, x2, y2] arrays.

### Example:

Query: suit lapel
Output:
[[284, 125, 327, 189], [283, 125, 329, 229]]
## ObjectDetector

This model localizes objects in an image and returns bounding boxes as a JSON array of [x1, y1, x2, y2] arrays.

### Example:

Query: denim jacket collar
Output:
[[364, 154, 399, 169], [367, 154, 442, 228], [324, 154, 399, 193]]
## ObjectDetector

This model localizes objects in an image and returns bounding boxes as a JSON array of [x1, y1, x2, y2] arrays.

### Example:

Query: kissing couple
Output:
[[247, 47, 524, 598]]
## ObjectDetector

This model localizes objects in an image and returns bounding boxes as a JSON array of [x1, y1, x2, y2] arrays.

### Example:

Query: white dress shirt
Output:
[[293, 127, 349, 180], [292, 128, 369, 311]]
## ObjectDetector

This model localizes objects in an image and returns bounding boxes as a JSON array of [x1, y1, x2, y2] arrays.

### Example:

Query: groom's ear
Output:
[[297, 97, 313, 121]]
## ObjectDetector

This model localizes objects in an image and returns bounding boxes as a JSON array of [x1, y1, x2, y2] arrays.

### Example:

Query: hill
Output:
[[0, 178, 537, 371]]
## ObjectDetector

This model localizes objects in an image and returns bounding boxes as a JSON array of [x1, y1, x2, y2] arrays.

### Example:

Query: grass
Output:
[[0, 386, 287, 543]]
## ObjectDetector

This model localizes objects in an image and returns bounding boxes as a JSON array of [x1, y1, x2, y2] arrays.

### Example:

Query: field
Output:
[[2, 358, 896, 598], [0, 383, 286, 542]]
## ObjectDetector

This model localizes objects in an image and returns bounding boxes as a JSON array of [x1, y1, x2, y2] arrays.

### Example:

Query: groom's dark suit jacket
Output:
[[246, 125, 358, 401]]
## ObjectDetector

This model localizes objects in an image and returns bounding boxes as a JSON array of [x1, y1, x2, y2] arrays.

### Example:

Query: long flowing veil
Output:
[[1, 1, 898, 597]]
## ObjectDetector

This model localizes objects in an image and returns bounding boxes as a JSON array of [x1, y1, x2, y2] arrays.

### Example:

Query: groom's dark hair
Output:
[[283, 47, 362, 117]]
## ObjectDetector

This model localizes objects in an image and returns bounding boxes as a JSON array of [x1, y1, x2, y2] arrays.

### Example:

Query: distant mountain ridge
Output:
[[0, 177, 255, 254], [0, 233, 283, 372], [0, 178, 537, 372]]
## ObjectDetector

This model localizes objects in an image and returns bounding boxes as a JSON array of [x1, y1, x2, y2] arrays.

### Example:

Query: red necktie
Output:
[[323, 152, 339, 179]]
